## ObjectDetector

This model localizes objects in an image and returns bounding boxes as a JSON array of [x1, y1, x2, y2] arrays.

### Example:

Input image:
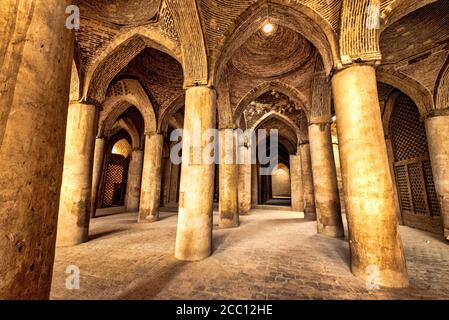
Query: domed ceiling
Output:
[[230, 25, 316, 78]]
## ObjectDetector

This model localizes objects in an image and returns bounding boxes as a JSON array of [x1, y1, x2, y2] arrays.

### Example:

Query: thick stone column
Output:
[[218, 129, 239, 228], [299, 143, 316, 219], [139, 133, 163, 222], [425, 113, 449, 241], [161, 156, 171, 207], [290, 154, 304, 212], [309, 122, 344, 238], [90, 138, 106, 218], [57, 102, 97, 247], [238, 143, 252, 215], [332, 65, 408, 288], [251, 164, 259, 208], [385, 137, 403, 225], [125, 149, 144, 212], [0, 0, 74, 299], [332, 129, 346, 216], [175, 87, 216, 261], [169, 163, 181, 205]]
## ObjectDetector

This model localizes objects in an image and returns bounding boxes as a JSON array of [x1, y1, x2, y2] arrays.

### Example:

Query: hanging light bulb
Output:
[[262, 22, 274, 34]]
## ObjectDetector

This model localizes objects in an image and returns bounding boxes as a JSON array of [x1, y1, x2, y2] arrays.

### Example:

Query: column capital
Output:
[[299, 140, 310, 146], [185, 85, 216, 93], [144, 131, 162, 137], [68, 99, 97, 108], [219, 126, 238, 131], [425, 108, 449, 119], [330, 61, 379, 82], [71, 96, 102, 109], [308, 119, 333, 126]]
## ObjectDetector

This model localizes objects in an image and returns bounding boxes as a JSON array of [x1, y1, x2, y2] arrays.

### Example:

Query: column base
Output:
[[304, 210, 316, 220], [175, 251, 212, 262], [317, 224, 345, 238], [138, 213, 159, 223], [126, 205, 139, 213], [219, 219, 239, 229], [56, 229, 89, 248], [352, 265, 409, 289]]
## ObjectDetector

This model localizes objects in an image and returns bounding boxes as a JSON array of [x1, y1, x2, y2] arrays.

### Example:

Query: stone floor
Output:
[[50, 209, 449, 300]]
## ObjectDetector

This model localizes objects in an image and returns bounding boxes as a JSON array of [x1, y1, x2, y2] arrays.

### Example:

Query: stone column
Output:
[[299, 142, 316, 219], [175, 87, 216, 261], [0, 0, 74, 299], [425, 112, 449, 241], [169, 163, 181, 205], [57, 102, 97, 247], [218, 129, 239, 228], [332, 65, 408, 288], [290, 154, 304, 212], [139, 133, 163, 222], [251, 164, 259, 208], [238, 143, 252, 215], [332, 133, 347, 216], [385, 137, 403, 225], [308, 122, 344, 238], [125, 149, 144, 212], [161, 156, 171, 207], [90, 137, 106, 218]]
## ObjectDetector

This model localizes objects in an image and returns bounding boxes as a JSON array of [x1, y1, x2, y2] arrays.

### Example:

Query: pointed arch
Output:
[[377, 68, 433, 117], [234, 80, 309, 124], [110, 118, 142, 150], [213, 0, 339, 84], [252, 111, 304, 145], [252, 111, 300, 155], [158, 93, 185, 133], [435, 55, 449, 111], [168, 113, 184, 131], [83, 28, 182, 105], [99, 79, 157, 138]]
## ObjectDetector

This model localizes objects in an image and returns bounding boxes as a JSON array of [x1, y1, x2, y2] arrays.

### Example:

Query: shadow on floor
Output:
[[309, 233, 351, 269], [117, 259, 187, 299], [158, 212, 178, 221], [259, 218, 310, 225], [213, 232, 231, 253], [89, 228, 128, 241]]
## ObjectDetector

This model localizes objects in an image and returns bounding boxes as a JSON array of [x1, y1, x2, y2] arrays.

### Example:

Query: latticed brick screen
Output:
[[390, 94, 429, 161], [424, 160, 441, 217], [408, 162, 428, 216], [101, 154, 128, 208], [390, 93, 441, 233], [395, 165, 411, 211]]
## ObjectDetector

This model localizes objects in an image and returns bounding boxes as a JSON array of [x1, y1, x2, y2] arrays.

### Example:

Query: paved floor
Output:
[[50, 209, 449, 300]]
